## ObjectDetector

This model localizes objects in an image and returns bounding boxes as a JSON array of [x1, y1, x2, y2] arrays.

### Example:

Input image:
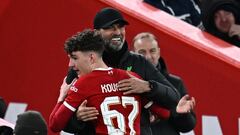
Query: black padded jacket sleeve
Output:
[[167, 74, 197, 132], [142, 59, 180, 109], [169, 109, 197, 132]]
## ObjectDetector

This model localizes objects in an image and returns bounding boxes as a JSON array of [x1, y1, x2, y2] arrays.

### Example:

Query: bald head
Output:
[[133, 32, 160, 66]]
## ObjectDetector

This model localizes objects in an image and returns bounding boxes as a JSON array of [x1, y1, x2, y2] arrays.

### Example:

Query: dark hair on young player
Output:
[[64, 29, 105, 56]]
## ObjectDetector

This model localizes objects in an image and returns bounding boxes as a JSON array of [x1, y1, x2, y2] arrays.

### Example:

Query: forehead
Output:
[[102, 23, 125, 30], [215, 9, 232, 15], [135, 38, 158, 48]]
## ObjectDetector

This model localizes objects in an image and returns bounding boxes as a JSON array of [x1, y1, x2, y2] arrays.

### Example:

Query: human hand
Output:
[[118, 72, 151, 95], [57, 77, 77, 103], [229, 24, 240, 38], [149, 113, 158, 123], [176, 95, 195, 113], [76, 100, 99, 121]]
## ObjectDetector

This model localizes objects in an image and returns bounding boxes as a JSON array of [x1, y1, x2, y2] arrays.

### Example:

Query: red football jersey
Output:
[[51, 68, 141, 135]]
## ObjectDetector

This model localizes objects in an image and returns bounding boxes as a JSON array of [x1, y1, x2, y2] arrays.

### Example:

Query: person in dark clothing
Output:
[[144, 0, 203, 29], [0, 97, 7, 119], [133, 32, 196, 135], [14, 111, 48, 135], [201, 0, 240, 47], [0, 126, 13, 135], [63, 7, 181, 135], [0, 118, 14, 135]]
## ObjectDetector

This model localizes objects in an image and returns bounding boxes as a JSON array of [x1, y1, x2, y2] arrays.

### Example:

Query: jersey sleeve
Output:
[[149, 103, 170, 119], [142, 98, 170, 119], [64, 84, 85, 112], [49, 102, 75, 132], [127, 71, 142, 79], [49, 79, 86, 132]]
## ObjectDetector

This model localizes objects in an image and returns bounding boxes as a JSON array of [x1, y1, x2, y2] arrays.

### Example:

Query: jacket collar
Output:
[[156, 57, 169, 77], [103, 41, 129, 67]]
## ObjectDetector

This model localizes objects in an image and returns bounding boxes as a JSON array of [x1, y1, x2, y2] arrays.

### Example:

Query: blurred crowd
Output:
[[145, 0, 240, 47]]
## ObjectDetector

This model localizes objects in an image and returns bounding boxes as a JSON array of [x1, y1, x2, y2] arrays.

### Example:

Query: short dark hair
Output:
[[0, 97, 6, 118], [14, 111, 47, 135], [0, 126, 13, 135], [64, 29, 105, 56]]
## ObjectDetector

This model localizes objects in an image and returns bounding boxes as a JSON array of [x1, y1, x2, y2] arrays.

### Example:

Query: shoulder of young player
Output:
[[113, 68, 142, 80], [73, 74, 95, 88]]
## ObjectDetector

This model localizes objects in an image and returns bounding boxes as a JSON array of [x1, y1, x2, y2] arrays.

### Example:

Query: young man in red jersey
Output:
[[49, 29, 144, 134]]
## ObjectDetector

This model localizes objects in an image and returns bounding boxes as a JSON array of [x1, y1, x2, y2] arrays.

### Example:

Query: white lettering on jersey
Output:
[[70, 86, 78, 92], [101, 83, 118, 93], [108, 70, 113, 75]]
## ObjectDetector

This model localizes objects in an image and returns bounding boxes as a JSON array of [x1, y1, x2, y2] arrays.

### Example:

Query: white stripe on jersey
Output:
[[63, 101, 76, 112]]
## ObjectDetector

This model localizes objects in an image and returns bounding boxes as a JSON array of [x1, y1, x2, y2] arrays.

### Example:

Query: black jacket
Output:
[[144, 0, 202, 28], [201, 0, 240, 47], [151, 58, 196, 135], [63, 42, 180, 135]]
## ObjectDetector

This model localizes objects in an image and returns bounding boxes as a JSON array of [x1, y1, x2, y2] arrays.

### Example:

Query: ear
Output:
[[94, 29, 101, 35], [89, 52, 96, 64]]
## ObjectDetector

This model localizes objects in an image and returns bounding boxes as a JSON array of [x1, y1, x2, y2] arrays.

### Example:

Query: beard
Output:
[[105, 35, 125, 52]]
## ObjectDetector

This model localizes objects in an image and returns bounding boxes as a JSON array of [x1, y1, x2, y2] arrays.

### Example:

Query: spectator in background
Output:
[[0, 97, 7, 119], [0, 118, 14, 135], [13, 111, 47, 135], [201, 0, 240, 47], [144, 0, 203, 29], [193, 0, 201, 7], [0, 126, 12, 135], [0, 97, 13, 135], [133, 32, 196, 135]]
